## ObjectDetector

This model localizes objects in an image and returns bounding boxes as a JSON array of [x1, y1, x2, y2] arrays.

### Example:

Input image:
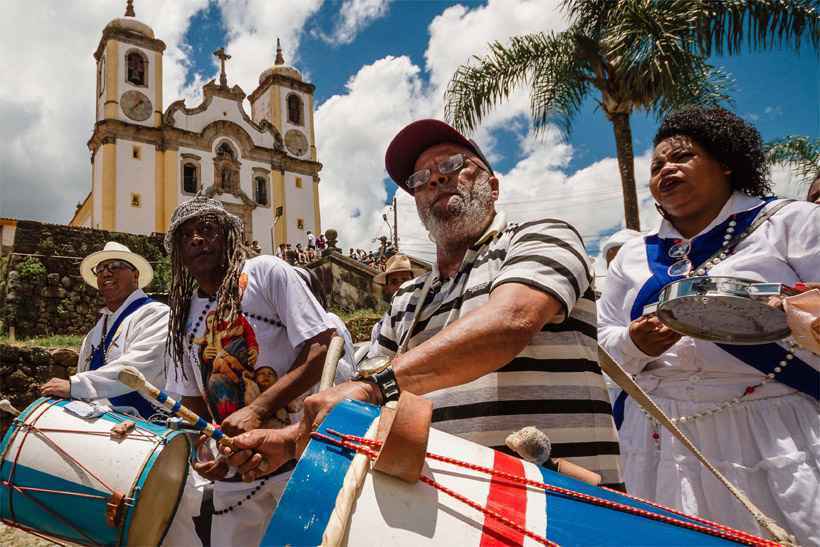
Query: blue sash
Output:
[[612, 200, 818, 428], [89, 296, 157, 419]]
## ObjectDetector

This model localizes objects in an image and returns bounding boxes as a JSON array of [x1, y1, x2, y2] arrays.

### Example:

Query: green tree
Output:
[[445, 0, 818, 230], [765, 135, 820, 187]]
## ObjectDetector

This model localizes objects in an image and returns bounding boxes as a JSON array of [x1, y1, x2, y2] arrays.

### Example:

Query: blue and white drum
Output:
[[264, 400, 771, 546], [0, 397, 190, 546]]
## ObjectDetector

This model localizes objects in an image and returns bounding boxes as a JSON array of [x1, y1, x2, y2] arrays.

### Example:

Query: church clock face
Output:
[[121, 90, 153, 121], [285, 129, 309, 157]]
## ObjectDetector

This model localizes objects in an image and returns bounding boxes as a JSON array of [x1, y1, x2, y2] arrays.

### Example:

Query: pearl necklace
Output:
[[647, 214, 796, 442]]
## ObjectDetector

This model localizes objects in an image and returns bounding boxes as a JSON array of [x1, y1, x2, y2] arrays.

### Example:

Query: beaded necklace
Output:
[[645, 215, 801, 444]]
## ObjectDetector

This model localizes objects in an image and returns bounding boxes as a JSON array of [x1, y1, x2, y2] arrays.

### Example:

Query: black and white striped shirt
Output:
[[370, 212, 623, 486]]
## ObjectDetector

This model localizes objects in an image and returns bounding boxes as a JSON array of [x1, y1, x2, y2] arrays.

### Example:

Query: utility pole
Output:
[[392, 196, 398, 251]]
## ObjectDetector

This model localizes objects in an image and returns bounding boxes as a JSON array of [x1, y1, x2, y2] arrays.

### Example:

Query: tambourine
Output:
[[645, 276, 797, 344]]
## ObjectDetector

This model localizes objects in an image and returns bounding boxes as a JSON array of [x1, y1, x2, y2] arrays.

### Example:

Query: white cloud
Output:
[[317, 0, 391, 45], [0, 0, 208, 221], [215, 0, 323, 97]]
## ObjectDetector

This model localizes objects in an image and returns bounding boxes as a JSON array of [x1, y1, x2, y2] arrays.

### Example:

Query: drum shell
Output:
[[265, 400, 746, 546], [0, 397, 190, 546]]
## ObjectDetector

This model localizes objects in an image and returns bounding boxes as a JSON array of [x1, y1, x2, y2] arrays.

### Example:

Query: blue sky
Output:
[[177, 1, 817, 257], [1, 0, 816, 261]]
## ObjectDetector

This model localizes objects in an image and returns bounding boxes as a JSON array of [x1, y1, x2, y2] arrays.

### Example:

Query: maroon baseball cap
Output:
[[385, 119, 494, 193]]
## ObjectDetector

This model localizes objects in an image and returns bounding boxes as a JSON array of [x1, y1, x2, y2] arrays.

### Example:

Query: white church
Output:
[[70, 2, 322, 254]]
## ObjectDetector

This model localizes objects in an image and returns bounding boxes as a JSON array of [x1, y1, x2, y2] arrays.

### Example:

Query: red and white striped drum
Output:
[[263, 400, 774, 546]]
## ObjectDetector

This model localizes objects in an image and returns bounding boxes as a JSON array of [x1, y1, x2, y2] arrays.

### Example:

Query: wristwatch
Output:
[[355, 356, 401, 404]]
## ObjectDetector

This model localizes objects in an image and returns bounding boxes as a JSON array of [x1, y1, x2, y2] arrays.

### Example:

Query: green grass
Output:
[[333, 307, 383, 323], [0, 334, 83, 350]]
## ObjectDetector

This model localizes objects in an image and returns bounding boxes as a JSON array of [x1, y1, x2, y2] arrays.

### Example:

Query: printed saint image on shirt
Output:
[[193, 311, 259, 421]]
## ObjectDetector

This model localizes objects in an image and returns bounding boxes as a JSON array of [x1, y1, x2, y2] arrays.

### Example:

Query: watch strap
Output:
[[372, 366, 401, 404]]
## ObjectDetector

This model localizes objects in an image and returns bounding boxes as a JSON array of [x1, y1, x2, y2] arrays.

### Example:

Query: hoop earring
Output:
[[655, 203, 670, 220]]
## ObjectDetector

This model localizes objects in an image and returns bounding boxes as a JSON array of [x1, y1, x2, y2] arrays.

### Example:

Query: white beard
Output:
[[418, 173, 494, 248]]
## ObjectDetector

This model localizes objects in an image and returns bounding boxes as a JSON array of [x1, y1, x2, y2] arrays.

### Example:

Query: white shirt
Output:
[[598, 193, 820, 398], [167, 256, 336, 421], [72, 288, 169, 401]]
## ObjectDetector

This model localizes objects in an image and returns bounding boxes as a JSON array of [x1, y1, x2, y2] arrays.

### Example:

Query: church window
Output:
[[183, 163, 199, 194], [131, 193, 141, 207], [126, 50, 148, 86], [254, 177, 269, 206], [297, 218, 305, 230], [98, 57, 105, 97], [295, 177, 303, 189], [216, 141, 236, 160], [132, 146, 141, 159], [287, 94, 303, 126]]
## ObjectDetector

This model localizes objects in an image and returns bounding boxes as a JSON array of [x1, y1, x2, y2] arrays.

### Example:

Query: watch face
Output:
[[285, 129, 309, 157], [121, 90, 153, 121], [358, 356, 390, 378]]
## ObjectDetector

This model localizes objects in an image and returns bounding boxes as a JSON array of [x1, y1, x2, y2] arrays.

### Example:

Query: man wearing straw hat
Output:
[[374, 253, 416, 300], [41, 241, 169, 419]]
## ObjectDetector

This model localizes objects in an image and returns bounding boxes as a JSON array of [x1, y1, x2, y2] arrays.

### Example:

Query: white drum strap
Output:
[[598, 347, 796, 545], [321, 420, 380, 546]]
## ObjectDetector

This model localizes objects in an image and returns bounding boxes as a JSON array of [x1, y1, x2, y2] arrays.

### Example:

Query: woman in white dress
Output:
[[598, 107, 819, 545]]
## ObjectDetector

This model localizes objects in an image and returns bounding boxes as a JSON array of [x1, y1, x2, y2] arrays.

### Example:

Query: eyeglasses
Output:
[[92, 260, 135, 276], [406, 153, 487, 191], [667, 240, 692, 277]]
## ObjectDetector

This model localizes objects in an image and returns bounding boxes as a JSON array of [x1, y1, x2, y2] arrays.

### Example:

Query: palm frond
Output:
[[444, 31, 589, 134], [561, 0, 618, 38], [765, 135, 820, 181], [695, 0, 820, 56], [529, 33, 593, 135]]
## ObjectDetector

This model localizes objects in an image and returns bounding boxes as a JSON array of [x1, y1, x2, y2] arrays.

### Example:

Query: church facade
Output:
[[70, 5, 321, 254]]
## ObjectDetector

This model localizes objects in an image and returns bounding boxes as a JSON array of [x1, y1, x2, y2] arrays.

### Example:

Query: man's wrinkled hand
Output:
[[220, 404, 265, 437], [629, 315, 682, 357], [41, 378, 70, 398], [222, 426, 299, 482], [192, 435, 229, 481]]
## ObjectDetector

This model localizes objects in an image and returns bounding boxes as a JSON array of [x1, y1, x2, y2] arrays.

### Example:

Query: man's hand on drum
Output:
[[223, 381, 380, 481], [40, 378, 70, 398], [629, 314, 682, 357]]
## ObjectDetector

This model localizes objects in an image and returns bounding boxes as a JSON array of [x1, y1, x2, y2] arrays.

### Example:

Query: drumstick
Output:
[[0, 399, 21, 416], [319, 335, 345, 392], [117, 366, 233, 449]]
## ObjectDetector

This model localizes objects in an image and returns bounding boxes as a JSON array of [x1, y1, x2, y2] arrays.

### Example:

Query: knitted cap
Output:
[[164, 195, 243, 253]]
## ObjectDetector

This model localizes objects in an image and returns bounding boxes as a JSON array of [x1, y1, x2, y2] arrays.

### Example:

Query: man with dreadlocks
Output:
[[163, 195, 337, 547]]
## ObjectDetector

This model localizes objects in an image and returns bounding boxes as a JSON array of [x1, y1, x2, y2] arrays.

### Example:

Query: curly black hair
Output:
[[653, 107, 771, 197]]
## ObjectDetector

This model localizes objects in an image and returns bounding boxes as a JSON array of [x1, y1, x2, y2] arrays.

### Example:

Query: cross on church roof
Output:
[[214, 47, 231, 87], [125, 0, 135, 17], [275, 38, 285, 65]]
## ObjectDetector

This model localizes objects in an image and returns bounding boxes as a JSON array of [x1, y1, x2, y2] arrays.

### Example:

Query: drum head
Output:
[[658, 294, 789, 344], [125, 433, 190, 546]]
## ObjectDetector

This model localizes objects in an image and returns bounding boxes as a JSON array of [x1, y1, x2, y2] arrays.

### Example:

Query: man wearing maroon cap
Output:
[[224, 120, 623, 489]]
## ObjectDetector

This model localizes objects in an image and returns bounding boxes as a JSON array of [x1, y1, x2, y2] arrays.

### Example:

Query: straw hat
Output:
[[80, 241, 154, 289], [374, 254, 414, 284]]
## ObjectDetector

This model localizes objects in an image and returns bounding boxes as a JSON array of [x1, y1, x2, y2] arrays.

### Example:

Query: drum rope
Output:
[[316, 430, 777, 547], [328, 430, 764, 543], [14, 425, 157, 442], [321, 421, 379, 547]]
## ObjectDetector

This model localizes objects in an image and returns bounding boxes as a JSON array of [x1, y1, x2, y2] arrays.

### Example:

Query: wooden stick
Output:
[[118, 366, 233, 448], [320, 336, 345, 392], [0, 399, 21, 416]]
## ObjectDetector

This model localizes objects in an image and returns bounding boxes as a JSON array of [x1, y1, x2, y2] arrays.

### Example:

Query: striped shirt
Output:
[[369, 212, 623, 486]]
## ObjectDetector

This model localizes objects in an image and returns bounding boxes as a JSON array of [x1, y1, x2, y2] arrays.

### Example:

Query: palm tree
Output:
[[445, 0, 819, 230], [765, 135, 820, 187]]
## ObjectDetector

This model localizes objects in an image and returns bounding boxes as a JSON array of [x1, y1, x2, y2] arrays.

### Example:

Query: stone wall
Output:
[[0, 345, 78, 436], [0, 220, 167, 338], [307, 252, 383, 312]]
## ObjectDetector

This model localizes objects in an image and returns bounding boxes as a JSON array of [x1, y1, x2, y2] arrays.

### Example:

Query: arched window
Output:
[[254, 177, 268, 206], [126, 51, 147, 86], [216, 141, 236, 160], [183, 163, 199, 194], [287, 94, 303, 126]]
